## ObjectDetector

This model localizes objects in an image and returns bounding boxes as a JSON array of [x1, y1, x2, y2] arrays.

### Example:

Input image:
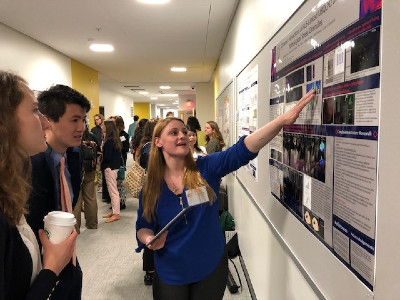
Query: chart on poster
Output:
[[269, 0, 381, 290]]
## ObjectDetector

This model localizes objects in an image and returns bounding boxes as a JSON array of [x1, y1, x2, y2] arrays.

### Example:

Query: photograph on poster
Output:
[[304, 208, 325, 239], [283, 166, 303, 218], [283, 132, 326, 183], [270, 148, 282, 162], [349, 27, 380, 74], [306, 80, 321, 110], [360, 0, 381, 19], [323, 93, 354, 125]]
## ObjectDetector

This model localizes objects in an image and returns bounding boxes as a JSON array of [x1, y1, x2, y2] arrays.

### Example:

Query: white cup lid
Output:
[[43, 211, 77, 226]]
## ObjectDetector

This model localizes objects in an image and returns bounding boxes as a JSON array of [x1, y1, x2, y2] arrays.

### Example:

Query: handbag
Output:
[[117, 155, 126, 180], [123, 161, 146, 198]]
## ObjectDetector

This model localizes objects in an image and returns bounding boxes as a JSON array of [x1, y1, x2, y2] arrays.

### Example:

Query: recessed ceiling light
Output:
[[137, 0, 170, 4], [138, 91, 148, 95], [171, 67, 187, 72], [160, 85, 171, 89], [89, 44, 114, 52], [163, 94, 178, 97], [151, 97, 158, 100]]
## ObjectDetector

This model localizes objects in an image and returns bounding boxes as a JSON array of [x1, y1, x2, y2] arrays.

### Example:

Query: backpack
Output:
[[220, 210, 235, 232], [82, 142, 97, 172]]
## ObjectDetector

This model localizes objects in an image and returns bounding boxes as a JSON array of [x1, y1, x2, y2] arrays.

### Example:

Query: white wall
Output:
[[217, 0, 304, 90], [0, 23, 134, 131], [195, 82, 214, 130], [373, 1, 400, 298], [0, 23, 71, 90], [99, 78, 134, 130]]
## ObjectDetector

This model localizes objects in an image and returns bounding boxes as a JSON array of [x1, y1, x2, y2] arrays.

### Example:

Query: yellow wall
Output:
[[71, 59, 99, 128], [213, 60, 219, 103], [134, 102, 150, 119]]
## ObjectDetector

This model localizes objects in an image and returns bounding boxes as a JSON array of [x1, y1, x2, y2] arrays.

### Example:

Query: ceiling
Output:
[[0, 0, 238, 104]]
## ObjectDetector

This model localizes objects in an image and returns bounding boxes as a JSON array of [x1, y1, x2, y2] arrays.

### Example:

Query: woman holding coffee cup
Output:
[[0, 71, 78, 299]]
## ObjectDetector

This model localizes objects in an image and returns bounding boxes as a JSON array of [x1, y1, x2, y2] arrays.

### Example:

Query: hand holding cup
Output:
[[40, 211, 78, 275]]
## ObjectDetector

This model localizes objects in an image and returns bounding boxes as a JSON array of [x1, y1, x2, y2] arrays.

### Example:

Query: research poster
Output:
[[237, 65, 259, 180], [216, 83, 232, 148], [269, 0, 381, 290]]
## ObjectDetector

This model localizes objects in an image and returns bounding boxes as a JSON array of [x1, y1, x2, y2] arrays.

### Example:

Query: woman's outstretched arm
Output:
[[244, 89, 315, 153]]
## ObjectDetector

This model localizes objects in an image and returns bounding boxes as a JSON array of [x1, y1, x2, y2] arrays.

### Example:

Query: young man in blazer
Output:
[[27, 84, 90, 300]]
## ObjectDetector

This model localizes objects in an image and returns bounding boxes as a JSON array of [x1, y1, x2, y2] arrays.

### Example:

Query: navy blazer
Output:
[[26, 146, 83, 300]]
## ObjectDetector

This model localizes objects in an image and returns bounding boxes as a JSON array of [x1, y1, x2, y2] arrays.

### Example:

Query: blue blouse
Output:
[[136, 136, 257, 285]]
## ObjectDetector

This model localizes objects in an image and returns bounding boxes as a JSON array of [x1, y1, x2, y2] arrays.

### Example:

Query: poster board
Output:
[[216, 81, 233, 148], [235, 0, 381, 298]]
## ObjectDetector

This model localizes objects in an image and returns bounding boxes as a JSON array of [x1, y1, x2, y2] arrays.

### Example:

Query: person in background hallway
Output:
[[115, 116, 129, 210], [136, 118, 159, 285], [136, 89, 315, 300], [101, 120, 122, 223], [100, 117, 117, 204], [165, 111, 174, 118], [73, 127, 99, 233], [27, 84, 91, 300], [91, 113, 104, 147], [0, 71, 77, 300], [204, 121, 225, 154], [115, 116, 130, 167], [186, 116, 201, 132], [187, 116, 206, 148], [132, 118, 148, 160], [187, 125, 206, 160], [128, 115, 139, 147], [91, 113, 104, 190]]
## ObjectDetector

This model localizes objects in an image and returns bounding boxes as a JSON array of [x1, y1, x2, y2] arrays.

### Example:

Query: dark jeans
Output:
[[101, 170, 110, 201], [153, 250, 228, 300]]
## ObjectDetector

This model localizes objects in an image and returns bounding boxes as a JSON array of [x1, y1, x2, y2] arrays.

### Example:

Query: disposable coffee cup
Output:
[[43, 211, 76, 244]]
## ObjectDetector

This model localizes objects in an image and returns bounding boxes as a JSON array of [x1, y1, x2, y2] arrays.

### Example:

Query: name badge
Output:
[[186, 186, 209, 206]]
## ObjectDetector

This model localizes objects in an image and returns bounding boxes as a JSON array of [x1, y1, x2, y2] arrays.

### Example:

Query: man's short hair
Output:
[[38, 84, 91, 122], [134, 115, 139, 122]]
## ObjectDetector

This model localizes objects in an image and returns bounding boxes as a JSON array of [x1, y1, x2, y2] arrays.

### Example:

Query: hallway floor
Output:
[[76, 155, 252, 300]]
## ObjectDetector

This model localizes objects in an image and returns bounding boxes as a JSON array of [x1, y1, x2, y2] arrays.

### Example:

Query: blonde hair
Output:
[[205, 121, 225, 148], [142, 117, 216, 222]]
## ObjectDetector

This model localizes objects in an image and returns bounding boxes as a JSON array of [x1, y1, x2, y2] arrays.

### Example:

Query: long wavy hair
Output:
[[115, 115, 125, 132], [205, 121, 225, 148], [0, 71, 32, 226], [135, 118, 159, 162], [142, 117, 216, 222], [104, 120, 122, 152], [132, 118, 148, 149]]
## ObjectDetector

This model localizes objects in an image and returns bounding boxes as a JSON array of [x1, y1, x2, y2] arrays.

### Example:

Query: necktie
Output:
[[59, 156, 73, 213], [59, 156, 76, 265]]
